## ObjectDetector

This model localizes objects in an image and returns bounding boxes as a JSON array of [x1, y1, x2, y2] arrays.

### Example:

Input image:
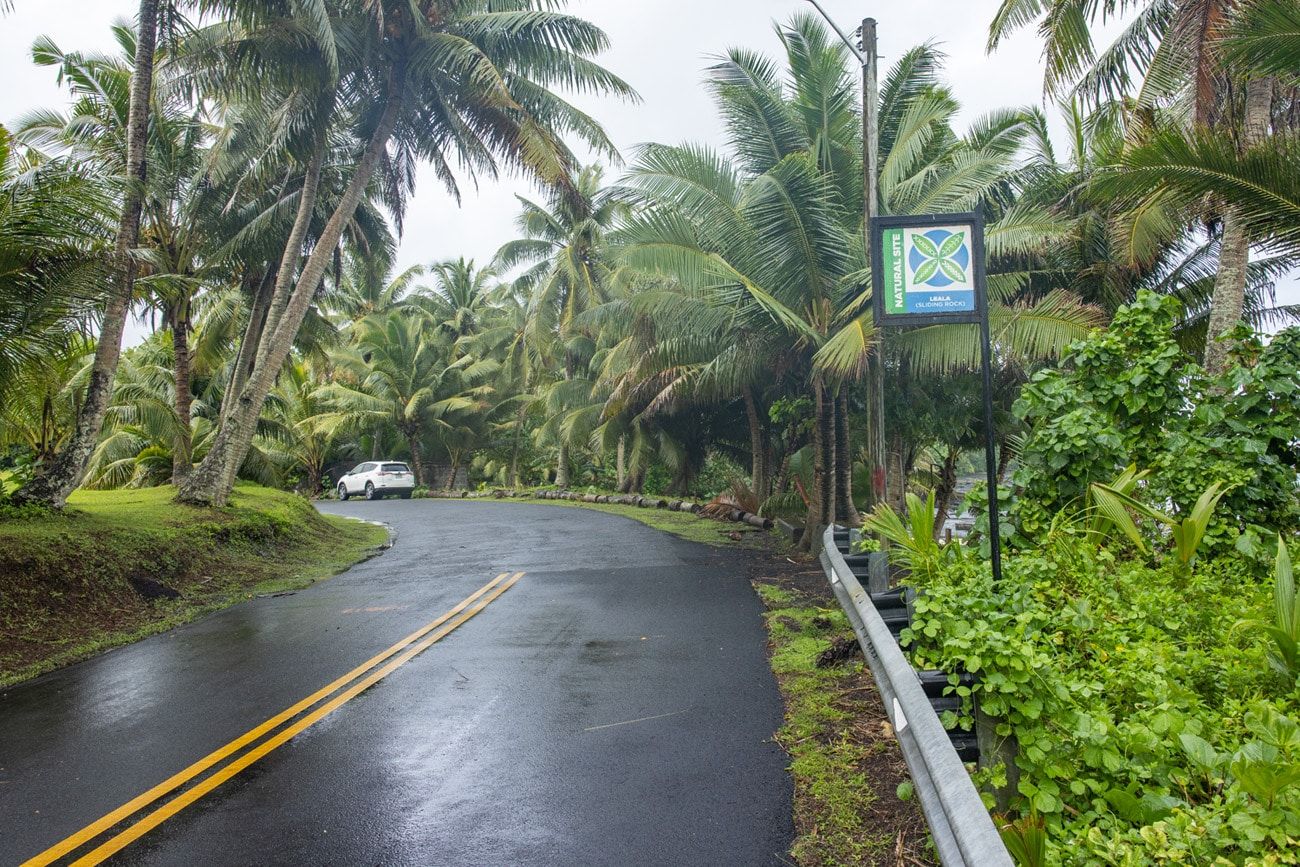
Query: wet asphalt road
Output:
[[0, 500, 793, 865]]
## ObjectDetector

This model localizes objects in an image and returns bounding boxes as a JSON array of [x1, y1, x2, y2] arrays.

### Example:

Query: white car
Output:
[[336, 461, 416, 501]]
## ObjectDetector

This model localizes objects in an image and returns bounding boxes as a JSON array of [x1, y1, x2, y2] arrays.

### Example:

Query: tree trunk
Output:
[[224, 266, 276, 426], [176, 70, 402, 507], [616, 435, 626, 492], [555, 440, 570, 487], [170, 301, 193, 483], [14, 0, 159, 508], [406, 433, 425, 487], [1204, 75, 1273, 377], [834, 389, 860, 525], [510, 406, 527, 487], [802, 378, 835, 551], [932, 445, 960, 541], [446, 451, 462, 490], [743, 389, 768, 500], [254, 135, 329, 378]]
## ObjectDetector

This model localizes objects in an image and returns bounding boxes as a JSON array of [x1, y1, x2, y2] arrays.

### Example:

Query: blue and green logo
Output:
[[907, 229, 970, 288]]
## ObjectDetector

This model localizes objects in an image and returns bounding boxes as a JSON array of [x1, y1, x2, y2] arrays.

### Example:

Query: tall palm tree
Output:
[[617, 20, 1099, 542], [494, 164, 629, 486], [17, 25, 231, 484], [178, 0, 636, 507], [988, 0, 1279, 373], [15, 0, 169, 507]]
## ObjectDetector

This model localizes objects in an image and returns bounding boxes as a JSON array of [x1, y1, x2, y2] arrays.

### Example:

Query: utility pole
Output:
[[860, 18, 886, 513], [805, 3, 884, 513]]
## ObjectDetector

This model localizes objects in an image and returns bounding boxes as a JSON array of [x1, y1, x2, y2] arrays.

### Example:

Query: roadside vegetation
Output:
[[866, 296, 1300, 863], [754, 580, 930, 865], [2, 0, 1299, 862], [0, 485, 387, 687]]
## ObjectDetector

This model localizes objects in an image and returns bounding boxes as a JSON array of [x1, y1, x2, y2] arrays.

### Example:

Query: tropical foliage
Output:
[[3, 0, 1300, 861]]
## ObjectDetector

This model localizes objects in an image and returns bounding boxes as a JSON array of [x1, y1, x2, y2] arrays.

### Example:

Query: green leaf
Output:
[[913, 258, 940, 284], [1179, 733, 1221, 771], [938, 231, 965, 258], [911, 233, 940, 258], [938, 258, 967, 283]]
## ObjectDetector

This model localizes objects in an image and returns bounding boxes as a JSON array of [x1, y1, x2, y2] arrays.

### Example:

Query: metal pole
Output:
[[861, 18, 886, 513], [978, 295, 1004, 586], [806, 0, 867, 64], [804, 4, 883, 515]]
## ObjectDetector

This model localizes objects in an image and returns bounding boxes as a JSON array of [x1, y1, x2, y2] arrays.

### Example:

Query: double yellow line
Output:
[[25, 571, 525, 867]]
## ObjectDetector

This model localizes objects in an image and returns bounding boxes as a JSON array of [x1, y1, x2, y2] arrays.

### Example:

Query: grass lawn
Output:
[[491, 495, 771, 548], [0, 484, 389, 687]]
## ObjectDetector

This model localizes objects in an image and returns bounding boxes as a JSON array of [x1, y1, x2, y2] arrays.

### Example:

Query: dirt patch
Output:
[[750, 550, 934, 866]]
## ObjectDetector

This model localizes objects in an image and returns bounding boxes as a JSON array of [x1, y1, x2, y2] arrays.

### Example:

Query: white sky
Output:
[[2, 0, 1294, 338]]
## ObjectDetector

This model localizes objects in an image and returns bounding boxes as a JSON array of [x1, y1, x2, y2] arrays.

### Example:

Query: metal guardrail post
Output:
[[820, 526, 1013, 867]]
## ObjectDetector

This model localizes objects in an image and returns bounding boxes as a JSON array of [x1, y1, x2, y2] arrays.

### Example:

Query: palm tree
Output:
[[988, 0, 1279, 374], [312, 310, 497, 488], [617, 21, 1099, 542], [0, 131, 112, 414], [494, 164, 629, 486], [15, 0, 167, 507], [17, 25, 233, 485], [178, 0, 636, 507], [416, 258, 497, 344]]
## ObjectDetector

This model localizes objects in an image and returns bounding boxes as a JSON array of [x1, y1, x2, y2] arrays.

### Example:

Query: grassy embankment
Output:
[[0, 484, 389, 687]]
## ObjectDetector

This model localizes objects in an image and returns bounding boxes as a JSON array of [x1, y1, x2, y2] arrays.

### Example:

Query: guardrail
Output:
[[819, 526, 1012, 867]]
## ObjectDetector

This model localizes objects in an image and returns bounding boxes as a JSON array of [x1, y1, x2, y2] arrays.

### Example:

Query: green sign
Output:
[[879, 224, 977, 316]]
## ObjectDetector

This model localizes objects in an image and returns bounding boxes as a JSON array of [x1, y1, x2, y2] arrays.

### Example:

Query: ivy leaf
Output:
[[939, 231, 965, 258], [913, 258, 939, 285], [912, 233, 940, 258], [938, 259, 967, 284]]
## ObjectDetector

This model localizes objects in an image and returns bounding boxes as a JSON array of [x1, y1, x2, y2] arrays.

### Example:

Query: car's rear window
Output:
[[381, 463, 410, 473]]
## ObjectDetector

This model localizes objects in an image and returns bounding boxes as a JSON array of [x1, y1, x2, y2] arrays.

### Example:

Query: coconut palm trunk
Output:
[[14, 0, 159, 508], [803, 377, 836, 551], [616, 435, 626, 491], [555, 440, 571, 487], [406, 434, 425, 487], [1204, 76, 1274, 376], [170, 301, 193, 482], [743, 389, 768, 500], [177, 72, 405, 507], [834, 390, 859, 525], [932, 444, 961, 540]]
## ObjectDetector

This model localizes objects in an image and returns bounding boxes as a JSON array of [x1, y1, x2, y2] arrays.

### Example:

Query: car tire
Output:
[[337, 483, 350, 502], [400, 491, 412, 500], [365, 482, 378, 501]]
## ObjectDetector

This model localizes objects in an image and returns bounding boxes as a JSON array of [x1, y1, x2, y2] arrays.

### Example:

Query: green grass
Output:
[[755, 582, 907, 865], [0, 483, 388, 687], [496, 495, 769, 547]]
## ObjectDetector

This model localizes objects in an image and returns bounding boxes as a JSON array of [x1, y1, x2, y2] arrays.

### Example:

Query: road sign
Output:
[[872, 213, 985, 326], [869, 211, 1003, 584]]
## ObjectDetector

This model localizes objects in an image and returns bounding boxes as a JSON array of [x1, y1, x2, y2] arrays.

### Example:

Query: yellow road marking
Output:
[[24, 571, 523, 867]]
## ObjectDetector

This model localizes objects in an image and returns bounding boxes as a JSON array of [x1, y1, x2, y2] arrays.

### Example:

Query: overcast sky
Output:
[[2, 0, 1294, 334]]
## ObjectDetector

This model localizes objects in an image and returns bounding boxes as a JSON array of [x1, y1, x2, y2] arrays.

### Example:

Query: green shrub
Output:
[[899, 521, 1299, 862], [1008, 292, 1300, 560]]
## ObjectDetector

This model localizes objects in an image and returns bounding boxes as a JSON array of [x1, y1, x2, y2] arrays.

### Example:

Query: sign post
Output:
[[870, 212, 1003, 584]]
